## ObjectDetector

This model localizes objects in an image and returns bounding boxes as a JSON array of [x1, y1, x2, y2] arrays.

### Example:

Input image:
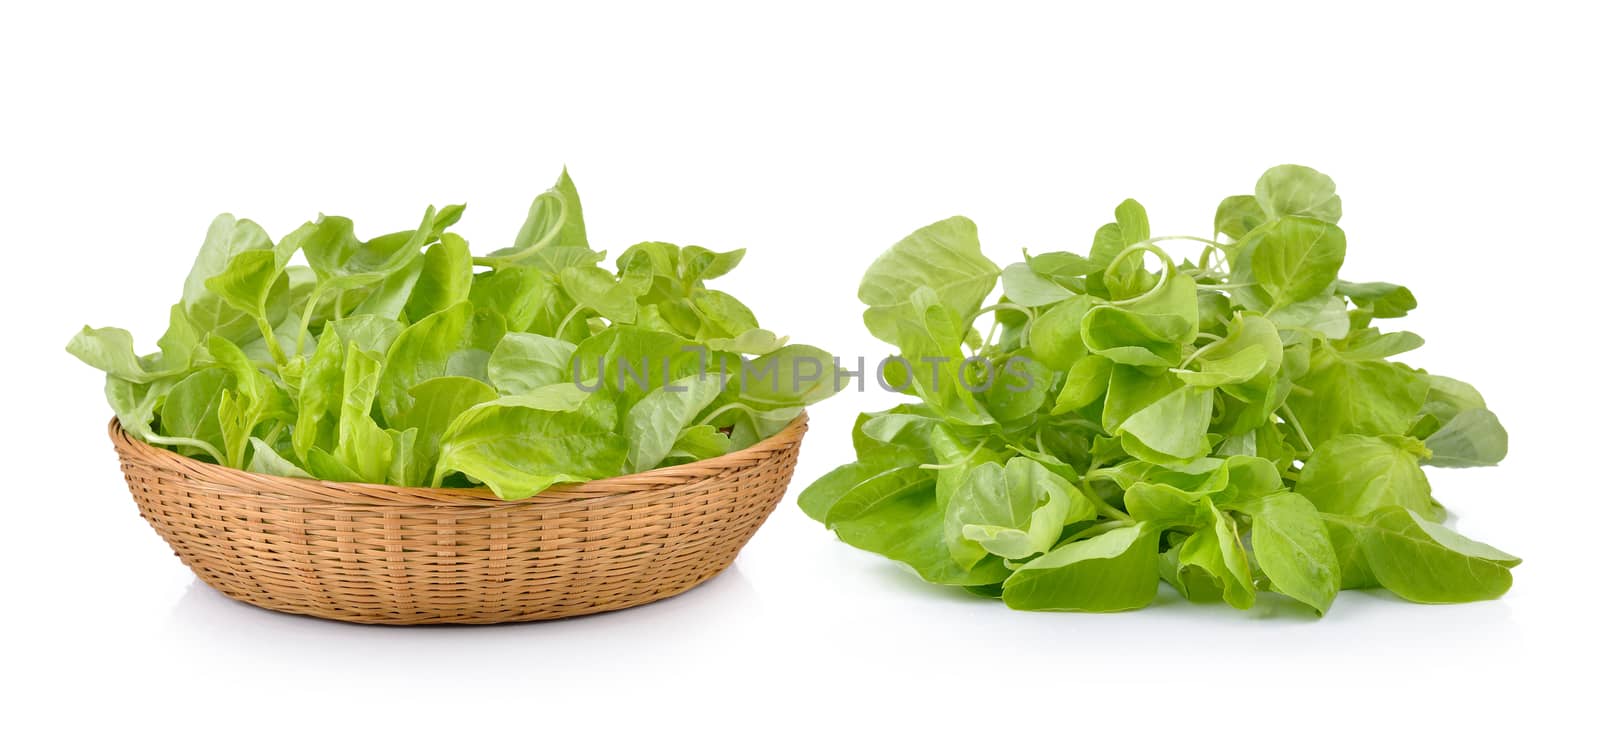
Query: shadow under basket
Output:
[[109, 413, 807, 625]]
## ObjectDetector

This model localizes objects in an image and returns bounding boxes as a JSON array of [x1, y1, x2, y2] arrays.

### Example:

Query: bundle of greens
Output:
[[69, 170, 836, 499], [800, 165, 1515, 614]]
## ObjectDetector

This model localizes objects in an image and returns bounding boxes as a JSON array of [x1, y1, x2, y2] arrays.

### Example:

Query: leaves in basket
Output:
[[70, 169, 837, 499]]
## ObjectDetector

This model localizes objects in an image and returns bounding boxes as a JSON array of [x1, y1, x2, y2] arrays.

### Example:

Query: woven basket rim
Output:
[[108, 411, 808, 507]]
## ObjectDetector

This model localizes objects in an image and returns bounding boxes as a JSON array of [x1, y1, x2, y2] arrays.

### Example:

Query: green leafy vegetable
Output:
[[802, 164, 1516, 615], [71, 169, 836, 499], [1002, 523, 1161, 612]]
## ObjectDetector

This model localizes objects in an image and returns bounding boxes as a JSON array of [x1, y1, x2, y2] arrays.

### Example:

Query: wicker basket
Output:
[[109, 413, 807, 625]]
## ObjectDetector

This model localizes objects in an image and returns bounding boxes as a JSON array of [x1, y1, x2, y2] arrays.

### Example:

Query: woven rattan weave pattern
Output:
[[109, 414, 807, 624]]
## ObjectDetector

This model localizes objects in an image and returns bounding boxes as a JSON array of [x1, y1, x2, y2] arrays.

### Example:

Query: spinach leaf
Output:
[[1337, 280, 1417, 318], [666, 424, 734, 465], [1329, 508, 1519, 603], [1118, 385, 1214, 464], [1238, 493, 1340, 614], [104, 375, 224, 462], [1288, 345, 1429, 445], [246, 438, 311, 478], [1177, 500, 1255, 610], [159, 367, 232, 460], [1297, 435, 1441, 521], [858, 216, 999, 345], [332, 346, 393, 482], [1002, 524, 1160, 612], [405, 233, 474, 322], [1001, 262, 1076, 307], [181, 215, 290, 345], [68, 326, 188, 384], [1255, 164, 1342, 223], [434, 398, 627, 499], [1251, 217, 1346, 307], [486, 333, 576, 395], [623, 374, 723, 473], [378, 301, 505, 423], [1081, 270, 1199, 367], [1422, 408, 1508, 468], [397, 376, 500, 483], [946, 458, 1096, 563]]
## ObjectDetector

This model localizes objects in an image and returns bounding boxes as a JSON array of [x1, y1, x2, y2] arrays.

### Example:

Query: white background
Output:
[[3, 1, 1596, 736]]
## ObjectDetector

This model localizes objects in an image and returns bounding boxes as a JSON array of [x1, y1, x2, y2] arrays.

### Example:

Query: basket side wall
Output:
[[115, 426, 802, 625]]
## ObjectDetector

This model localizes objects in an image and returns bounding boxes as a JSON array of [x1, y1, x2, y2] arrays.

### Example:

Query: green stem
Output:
[[970, 303, 1035, 350], [972, 302, 1035, 321], [1195, 281, 1258, 292], [470, 190, 568, 268], [1101, 235, 1238, 306], [1179, 340, 1224, 370], [1197, 242, 1231, 272], [255, 315, 287, 366], [1082, 482, 1132, 521], [1053, 417, 1103, 433], [698, 401, 778, 428], [1280, 406, 1314, 453], [1149, 234, 1227, 249], [1083, 467, 1115, 483], [1103, 243, 1178, 306], [228, 434, 249, 469], [980, 319, 1001, 354], [918, 445, 984, 471], [553, 303, 586, 342], [152, 434, 226, 464], [263, 420, 287, 447], [294, 284, 328, 358], [698, 402, 743, 427], [1061, 518, 1135, 544]]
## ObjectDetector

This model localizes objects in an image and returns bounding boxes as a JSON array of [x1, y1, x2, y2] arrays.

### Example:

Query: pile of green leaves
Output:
[[800, 165, 1515, 614], [69, 170, 835, 499]]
